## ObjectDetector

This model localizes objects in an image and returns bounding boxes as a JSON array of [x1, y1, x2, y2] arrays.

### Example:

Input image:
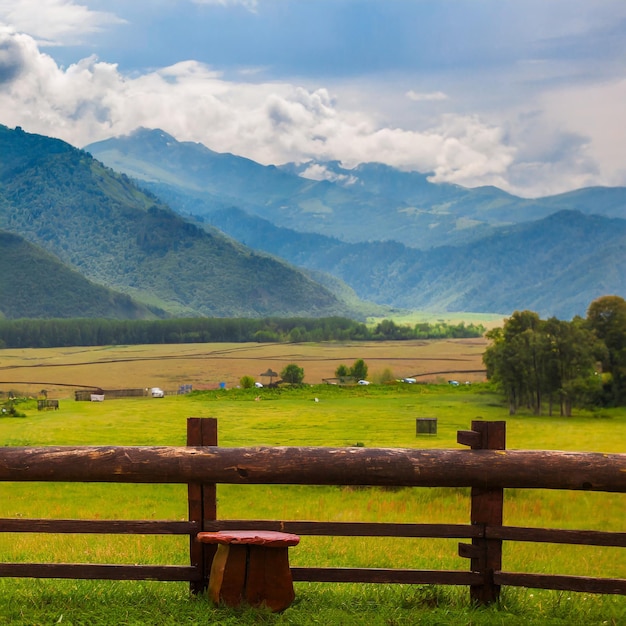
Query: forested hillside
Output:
[[0, 125, 360, 319], [0, 231, 163, 320], [199, 207, 626, 319]]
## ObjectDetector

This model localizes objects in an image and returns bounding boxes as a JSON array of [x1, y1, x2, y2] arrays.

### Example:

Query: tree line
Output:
[[483, 295, 626, 413], [0, 316, 486, 349]]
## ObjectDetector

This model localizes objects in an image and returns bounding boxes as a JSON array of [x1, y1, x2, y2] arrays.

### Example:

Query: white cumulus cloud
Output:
[[0, 29, 518, 190], [406, 90, 449, 102], [299, 164, 358, 185], [0, 0, 124, 45], [1, 1, 625, 197]]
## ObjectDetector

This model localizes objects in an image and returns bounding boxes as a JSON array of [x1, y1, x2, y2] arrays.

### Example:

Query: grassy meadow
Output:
[[0, 342, 624, 624]]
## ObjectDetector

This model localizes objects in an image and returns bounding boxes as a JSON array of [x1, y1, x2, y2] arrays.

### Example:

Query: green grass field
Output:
[[0, 383, 624, 624]]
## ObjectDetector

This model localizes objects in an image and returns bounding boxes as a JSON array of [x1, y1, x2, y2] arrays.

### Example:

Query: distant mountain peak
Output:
[[128, 127, 178, 143]]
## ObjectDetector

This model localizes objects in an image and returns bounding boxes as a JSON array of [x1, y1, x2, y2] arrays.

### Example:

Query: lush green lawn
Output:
[[0, 383, 624, 624]]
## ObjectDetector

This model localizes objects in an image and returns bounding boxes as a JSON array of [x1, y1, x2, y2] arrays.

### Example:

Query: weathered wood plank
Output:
[[0, 446, 624, 491], [0, 563, 200, 581], [494, 572, 626, 595], [456, 430, 482, 448], [486, 526, 626, 547], [291, 567, 481, 585], [187, 417, 218, 594], [466, 421, 505, 605], [0, 519, 196, 534], [200, 520, 482, 538]]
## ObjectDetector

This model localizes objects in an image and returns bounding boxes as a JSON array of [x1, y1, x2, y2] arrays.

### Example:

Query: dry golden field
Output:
[[0, 338, 489, 396]]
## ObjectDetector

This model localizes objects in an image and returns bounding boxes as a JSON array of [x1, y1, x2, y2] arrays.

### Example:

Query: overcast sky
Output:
[[1, 0, 625, 197]]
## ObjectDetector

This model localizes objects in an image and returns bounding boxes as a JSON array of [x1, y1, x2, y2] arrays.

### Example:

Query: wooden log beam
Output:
[[0, 446, 624, 492], [0, 563, 199, 582], [291, 567, 481, 586], [201, 520, 482, 538], [0, 519, 197, 534], [494, 571, 626, 595]]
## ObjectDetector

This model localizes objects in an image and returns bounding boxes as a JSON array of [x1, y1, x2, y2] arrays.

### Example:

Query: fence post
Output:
[[457, 420, 505, 605], [187, 417, 218, 594]]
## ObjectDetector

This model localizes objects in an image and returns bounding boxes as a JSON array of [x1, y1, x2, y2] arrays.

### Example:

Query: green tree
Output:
[[586, 295, 626, 406], [288, 327, 304, 342], [280, 363, 304, 384], [485, 309, 602, 415], [350, 359, 368, 381], [239, 375, 256, 389], [335, 364, 350, 378], [484, 310, 544, 414], [375, 319, 413, 340], [542, 316, 599, 416]]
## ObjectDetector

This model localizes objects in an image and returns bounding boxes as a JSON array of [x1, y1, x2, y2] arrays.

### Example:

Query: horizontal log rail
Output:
[[0, 519, 197, 534], [1, 446, 625, 491], [0, 563, 199, 582], [201, 520, 483, 538], [201, 519, 626, 547], [494, 572, 626, 595], [2, 518, 620, 547], [486, 526, 626, 548], [291, 567, 480, 586]]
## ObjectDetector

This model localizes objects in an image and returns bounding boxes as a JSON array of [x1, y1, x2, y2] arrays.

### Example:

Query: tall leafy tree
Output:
[[542, 317, 600, 415], [350, 359, 368, 381], [280, 364, 305, 384], [586, 295, 626, 406], [484, 324, 526, 415], [484, 309, 601, 415], [335, 364, 350, 378], [503, 311, 544, 414]]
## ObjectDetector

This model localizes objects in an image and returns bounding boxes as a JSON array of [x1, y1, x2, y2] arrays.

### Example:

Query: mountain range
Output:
[[0, 122, 622, 321], [0, 124, 359, 320], [84, 128, 626, 319]]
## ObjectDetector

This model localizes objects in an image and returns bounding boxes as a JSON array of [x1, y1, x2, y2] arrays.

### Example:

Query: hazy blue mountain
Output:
[[282, 160, 626, 223], [86, 129, 497, 249], [204, 207, 626, 319], [0, 124, 360, 319], [84, 127, 626, 319], [86, 128, 626, 251]]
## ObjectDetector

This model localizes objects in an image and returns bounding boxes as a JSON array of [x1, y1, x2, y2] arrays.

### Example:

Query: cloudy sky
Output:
[[1, 0, 625, 197]]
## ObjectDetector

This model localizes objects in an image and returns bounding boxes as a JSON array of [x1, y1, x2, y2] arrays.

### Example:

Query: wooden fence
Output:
[[0, 418, 624, 605]]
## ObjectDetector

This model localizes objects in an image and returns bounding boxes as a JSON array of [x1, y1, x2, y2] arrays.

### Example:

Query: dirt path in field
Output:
[[0, 339, 489, 395]]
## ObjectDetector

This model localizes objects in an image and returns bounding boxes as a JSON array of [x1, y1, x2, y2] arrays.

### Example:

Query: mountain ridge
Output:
[[0, 124, 362, 319], [85, 128, 626, 319], [87, 128, 626, 250], [1, 124, 622, 321]]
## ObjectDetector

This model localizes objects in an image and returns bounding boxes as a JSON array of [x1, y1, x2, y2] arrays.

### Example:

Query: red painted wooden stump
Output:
[[196, 530, 300, 612]]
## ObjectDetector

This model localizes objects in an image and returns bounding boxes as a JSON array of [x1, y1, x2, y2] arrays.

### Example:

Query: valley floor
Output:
[[0, 339, 489, 396]]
